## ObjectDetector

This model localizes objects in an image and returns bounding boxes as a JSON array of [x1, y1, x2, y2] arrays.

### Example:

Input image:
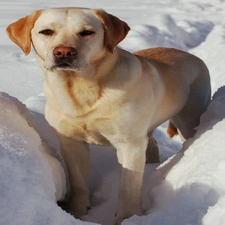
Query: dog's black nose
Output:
[[53, 46, 77, 59]]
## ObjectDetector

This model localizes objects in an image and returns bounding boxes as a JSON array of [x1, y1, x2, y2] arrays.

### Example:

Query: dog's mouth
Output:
[[56, 62, 71, 68], [51, 61, 85, 72], [52, 60, 75, 70]]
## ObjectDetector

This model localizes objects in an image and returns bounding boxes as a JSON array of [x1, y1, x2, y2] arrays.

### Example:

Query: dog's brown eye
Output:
[[39, 29, 54, 36], [79, 30, 95, 37]]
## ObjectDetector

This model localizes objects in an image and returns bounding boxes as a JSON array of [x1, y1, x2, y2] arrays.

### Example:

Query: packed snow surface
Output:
[[1, 0, 225, 225]]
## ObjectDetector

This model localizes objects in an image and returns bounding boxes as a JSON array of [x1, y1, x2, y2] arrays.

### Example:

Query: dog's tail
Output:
[[167, 120, 178, 138]]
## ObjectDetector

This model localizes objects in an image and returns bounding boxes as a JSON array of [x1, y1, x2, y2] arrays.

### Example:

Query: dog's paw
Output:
[[113, 209, 143, 225], [113, 217, 123, 225], [113, 215, 132, 225], [69, 195, 91, 218]]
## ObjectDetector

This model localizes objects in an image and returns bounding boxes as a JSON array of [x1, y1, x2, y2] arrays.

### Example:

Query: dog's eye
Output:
[[79, 30, 95, 37], [39, 29, 54, 36]]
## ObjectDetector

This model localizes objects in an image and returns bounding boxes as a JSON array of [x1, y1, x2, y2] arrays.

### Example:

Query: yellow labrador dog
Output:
[[6, 8, 211, 225]]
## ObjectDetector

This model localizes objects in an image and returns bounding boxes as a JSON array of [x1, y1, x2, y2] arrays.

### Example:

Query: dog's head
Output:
[[6, 8, 130, 72]]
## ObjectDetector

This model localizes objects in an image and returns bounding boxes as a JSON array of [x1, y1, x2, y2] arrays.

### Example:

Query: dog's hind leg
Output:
[[170, 72, 211, 140], [145, 131, 160, 163]]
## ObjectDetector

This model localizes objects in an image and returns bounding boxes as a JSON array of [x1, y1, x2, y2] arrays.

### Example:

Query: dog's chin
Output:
[[50, 63, 86, 72]]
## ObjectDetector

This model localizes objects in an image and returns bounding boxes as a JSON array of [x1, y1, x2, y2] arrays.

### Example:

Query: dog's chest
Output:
[[45, 103, 111, 146], [44, 75, 119, 145]]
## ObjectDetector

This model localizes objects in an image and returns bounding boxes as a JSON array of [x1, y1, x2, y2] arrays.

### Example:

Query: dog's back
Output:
[[135, 47, 211, 140]]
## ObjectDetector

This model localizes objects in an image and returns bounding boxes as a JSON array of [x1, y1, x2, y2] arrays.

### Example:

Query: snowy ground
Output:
[[1, 0, 225, 225]]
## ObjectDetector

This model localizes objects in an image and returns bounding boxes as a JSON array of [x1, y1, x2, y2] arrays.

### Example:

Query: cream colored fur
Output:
[[6, 8, 211, 225]]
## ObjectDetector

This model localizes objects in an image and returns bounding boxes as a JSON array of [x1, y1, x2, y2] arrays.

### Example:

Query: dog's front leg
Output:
[[113, 137, 148, 225], [58, 135, 91, 218]]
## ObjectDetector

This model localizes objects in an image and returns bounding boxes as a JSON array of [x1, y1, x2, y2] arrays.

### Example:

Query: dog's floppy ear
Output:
[[94, 9, 130, 53], [6, 10, 42, 55]]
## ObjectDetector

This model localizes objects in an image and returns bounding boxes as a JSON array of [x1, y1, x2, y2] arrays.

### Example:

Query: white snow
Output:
[[1, 1, 225, 225]]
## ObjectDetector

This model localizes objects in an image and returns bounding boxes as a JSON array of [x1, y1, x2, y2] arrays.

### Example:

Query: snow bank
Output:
[[125, 87, 225, 225], [0, 92, 95, 225], [0, 47, 43, 102], [121, 13, 213, 52], [190, 24, 225, 94]]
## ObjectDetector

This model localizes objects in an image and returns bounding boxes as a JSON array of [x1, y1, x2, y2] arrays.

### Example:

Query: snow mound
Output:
[[125, 86, 225, 225], [0, 47, 43, 102], [121, 14, 213, 52], [0, 92, 94, 225], [190, 25, 225, 93]]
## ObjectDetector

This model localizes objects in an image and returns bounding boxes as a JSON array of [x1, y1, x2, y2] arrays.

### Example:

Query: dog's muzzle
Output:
[[53, 46, 77, 68]]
